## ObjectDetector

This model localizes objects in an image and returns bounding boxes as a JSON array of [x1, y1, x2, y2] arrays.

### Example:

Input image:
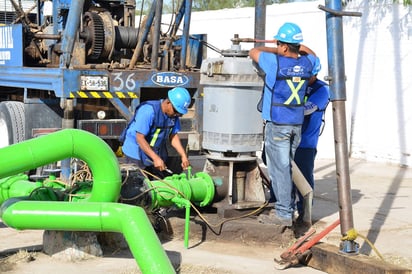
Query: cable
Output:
[[357, 233, 385, 261], [341, 228, 385, 261]]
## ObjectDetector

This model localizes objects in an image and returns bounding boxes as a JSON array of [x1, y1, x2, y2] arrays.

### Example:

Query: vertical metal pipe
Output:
[[129, 0, 157, 69], [151, 0, 163, 70], [332, 101, 354, 230], [60, 0, 85, 68], [36, 0, 41, 25], [61, 98, 74, 181], [162, 1, 185, 52], [180, 0, 193, 70], [171, 1, 185, 36], [228, 161, 234, 204], [325, 0, 355, 239], [254, 0, 266, 48]]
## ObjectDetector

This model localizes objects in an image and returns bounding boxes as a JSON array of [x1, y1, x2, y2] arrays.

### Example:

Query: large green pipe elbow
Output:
[[0, 129, 121, 202], [0, 201, 175, 274]]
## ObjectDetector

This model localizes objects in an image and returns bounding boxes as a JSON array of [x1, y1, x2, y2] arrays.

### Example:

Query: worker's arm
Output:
[[136, 132, 166, 171], [299, 44, 316, 56], [249, 47, 278, 62], [169, 133, 190, 169], [250, 43, 315, 58]]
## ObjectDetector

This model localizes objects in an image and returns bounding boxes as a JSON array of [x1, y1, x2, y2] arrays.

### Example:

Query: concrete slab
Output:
[[312, 158, 412, 269]]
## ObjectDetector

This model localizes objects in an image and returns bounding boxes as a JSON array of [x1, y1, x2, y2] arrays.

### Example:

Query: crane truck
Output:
[[0, 1, 325, 271], [0, 0, 205, 177], [0, 0, 275, 215]]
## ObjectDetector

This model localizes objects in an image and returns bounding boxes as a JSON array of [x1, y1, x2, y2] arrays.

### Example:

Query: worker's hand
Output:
[[181, 155, 190, 170], [153, 157, 166, 171]]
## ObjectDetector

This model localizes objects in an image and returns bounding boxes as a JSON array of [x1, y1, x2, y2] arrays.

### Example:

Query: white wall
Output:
[[342, 1, 412, 167], [163, 0, 412, 166]]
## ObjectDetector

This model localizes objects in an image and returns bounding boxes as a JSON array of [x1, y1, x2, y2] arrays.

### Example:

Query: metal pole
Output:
[[129, 0, 157, 69], [59, 0, 85, 68], [181, 0, 193, 70], [254, 0, 266, 48], [321, 0, 362, 254], [151, 0, 163, 70]]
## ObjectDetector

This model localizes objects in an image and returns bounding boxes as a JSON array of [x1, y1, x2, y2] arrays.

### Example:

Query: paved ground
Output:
[[312, 158, 412, 268], [1, 157, 412, 273]]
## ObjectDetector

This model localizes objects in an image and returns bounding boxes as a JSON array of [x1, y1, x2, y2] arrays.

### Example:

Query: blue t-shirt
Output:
[[259, 52, 279, 121], [122, 102, 180, 160], [299, 79, 330, 148]]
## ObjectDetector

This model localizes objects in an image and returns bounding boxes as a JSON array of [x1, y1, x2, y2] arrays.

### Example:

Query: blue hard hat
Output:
[[168, 87, 191, 114], [274, 22, 303, 44]]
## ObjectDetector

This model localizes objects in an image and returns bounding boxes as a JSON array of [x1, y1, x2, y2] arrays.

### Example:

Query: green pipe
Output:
[[0, 200, 175, 274], [147, 171, 215, 209], [171, 196, 191, 248], [184, 203, 190, 248], [0, 174, 41, 204], [0, 129, 121, 202], [146, 171, 215, 249], [0, 129, 176, 272]]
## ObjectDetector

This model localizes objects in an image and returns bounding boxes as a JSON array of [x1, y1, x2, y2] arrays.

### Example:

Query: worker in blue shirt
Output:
[[249, 22, 317, 228], [294, 57, 330, 224], [122, 87, 191, 178]]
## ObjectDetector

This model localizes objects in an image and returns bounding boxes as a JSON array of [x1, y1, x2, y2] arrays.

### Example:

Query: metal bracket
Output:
[[318, 5, 362, 17]]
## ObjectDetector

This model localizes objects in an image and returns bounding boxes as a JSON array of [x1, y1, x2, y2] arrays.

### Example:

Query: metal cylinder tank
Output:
[[200, 48, 264, 153]]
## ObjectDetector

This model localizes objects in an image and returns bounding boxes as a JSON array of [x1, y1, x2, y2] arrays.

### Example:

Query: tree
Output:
[[136, 0, 411, 15], [191, 0, 294, 11], [154, 0, 295, 13]]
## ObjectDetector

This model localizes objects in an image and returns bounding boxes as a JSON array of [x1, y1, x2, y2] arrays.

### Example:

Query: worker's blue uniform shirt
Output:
[[299, 79, 330, 148], [258, 52, 315, 125], [122, 100, 180, 165]]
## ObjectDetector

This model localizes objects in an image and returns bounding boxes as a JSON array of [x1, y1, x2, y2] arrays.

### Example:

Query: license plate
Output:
[[80, 75, 109, 90]]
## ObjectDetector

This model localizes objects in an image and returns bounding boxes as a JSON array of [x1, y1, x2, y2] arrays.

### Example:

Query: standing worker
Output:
[[121, 87, 191, 178], [294, 57, 330, 225], [249, 22, 317, 228]]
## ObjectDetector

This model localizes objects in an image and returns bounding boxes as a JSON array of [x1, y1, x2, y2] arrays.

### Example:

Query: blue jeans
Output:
[[264, 122, 301, 220]]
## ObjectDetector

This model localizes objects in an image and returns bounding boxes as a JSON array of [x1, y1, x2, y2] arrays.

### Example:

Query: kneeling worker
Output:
[[122, 87, 191, 178]]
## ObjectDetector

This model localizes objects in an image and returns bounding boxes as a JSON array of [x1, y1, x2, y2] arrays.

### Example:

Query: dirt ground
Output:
[[2, 157, 412, 273], [0, 218, 325, 274]]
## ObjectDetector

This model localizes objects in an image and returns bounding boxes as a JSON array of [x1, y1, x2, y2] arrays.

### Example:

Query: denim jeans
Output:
[[264, 122, 302, 220]]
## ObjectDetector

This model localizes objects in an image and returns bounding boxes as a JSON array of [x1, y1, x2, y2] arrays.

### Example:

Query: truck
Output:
[[0, 1, 273, 269], [0, 0, 205, 178], [0, 0, 275, 214]]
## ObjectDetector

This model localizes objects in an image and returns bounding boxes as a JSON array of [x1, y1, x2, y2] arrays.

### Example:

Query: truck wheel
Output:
[[0, 101, 25, 148]]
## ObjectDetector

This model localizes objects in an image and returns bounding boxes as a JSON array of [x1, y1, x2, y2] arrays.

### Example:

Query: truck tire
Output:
[[0, 101, 25, 148]]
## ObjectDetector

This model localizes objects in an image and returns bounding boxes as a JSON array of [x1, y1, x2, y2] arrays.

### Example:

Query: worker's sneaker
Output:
[[258, 212, 292, 227]]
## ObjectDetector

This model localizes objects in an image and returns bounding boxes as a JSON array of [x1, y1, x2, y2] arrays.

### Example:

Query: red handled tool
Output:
[[274, 219, 341, 270]]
